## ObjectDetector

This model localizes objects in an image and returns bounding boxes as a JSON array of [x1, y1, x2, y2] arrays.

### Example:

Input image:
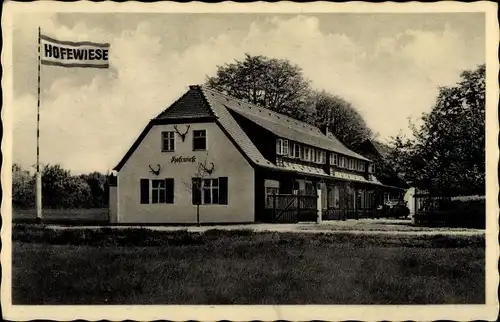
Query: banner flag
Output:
[[40, 34, 110, 69]]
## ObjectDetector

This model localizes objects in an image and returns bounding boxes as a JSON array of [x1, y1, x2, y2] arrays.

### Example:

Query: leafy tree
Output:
[[206, 53, 312, 120], [12, 163, 35, 208], [206, 54, 374, 148], [388, 64, 485, 195], [79, 172, 108, 208], [12, 163, 108, 209], [312, 91, 373, 149]]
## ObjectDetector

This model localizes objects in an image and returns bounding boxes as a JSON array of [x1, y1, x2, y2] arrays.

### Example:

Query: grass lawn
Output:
[[12, 227, 485, 305], [300, 219, 484, 232]]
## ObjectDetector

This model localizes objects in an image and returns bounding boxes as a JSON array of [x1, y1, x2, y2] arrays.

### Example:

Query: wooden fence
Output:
[[264, 193, 318, 223]]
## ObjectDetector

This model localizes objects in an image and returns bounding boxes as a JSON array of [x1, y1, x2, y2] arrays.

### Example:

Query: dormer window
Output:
[[276, 139, 288, 156], [339, 156, 345, 168], [304, 147, 311, 161], [357, 160, 365, 172], [315, 150, 325, 164], [293, 143, 301, 158], [330, 153, 338, 166]]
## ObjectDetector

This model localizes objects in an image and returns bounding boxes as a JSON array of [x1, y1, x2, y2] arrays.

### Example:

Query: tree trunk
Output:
[[197, 204, 200, 227]]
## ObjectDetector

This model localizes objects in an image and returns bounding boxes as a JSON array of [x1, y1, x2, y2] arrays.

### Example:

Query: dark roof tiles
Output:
[[201, 86, 369, 161]]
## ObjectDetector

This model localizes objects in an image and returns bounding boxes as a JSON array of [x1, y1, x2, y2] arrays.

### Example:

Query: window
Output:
[[320, 151, 326, 164], [358, 161, 365, 172], [140, 178, 174, 204], [331, 153, 338, 166], [293, 143, 301, 158], [339, 156, 345, 168], [162, 131, 175, 152], [192, 177, 228, 205], [152, 179, 166, 204], [311, 148, 317, 163], [287, 142, 295, 158], [304, 147, 311, 161], [315, 150, 322, 164], [276, 139, 289, 156], [203, 179, 219, 204], [193, 130, 206, 150]]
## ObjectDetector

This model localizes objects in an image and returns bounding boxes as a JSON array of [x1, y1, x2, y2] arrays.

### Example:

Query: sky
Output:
[[10, 12, 485, 174]]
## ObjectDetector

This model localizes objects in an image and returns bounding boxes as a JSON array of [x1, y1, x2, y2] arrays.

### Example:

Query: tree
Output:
[[311, 91, 373, 149], [206, 53, 312, 121], [79, 172, 108, 208], [388, 64, 485, 195], [12, 163, 35, 208], [206, 54, 375, 147], [183, 152, 214, 226], [41, 164, 93, 208]]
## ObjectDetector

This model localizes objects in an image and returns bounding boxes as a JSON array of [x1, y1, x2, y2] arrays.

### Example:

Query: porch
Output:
[[260, 174, 406, 223]]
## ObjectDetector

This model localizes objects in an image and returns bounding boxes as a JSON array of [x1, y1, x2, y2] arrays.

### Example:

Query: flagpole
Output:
[[36, 26, 42, 220]]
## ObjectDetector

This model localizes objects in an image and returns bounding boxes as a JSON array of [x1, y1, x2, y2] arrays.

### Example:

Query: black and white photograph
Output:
[[2, 1, 498, 321]]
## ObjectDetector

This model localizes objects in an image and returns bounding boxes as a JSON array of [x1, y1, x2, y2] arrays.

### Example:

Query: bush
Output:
[[414, 198, 485, 228]]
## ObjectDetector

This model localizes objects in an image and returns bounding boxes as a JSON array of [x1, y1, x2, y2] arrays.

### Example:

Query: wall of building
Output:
[[116, 121, 255, 223]]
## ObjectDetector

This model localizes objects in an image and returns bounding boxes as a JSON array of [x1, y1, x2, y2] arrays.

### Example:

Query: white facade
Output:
[[115, 121, 255, 224]]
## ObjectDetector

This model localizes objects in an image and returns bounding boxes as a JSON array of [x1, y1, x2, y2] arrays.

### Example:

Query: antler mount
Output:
[[173, 125, 190, 142], [149, 164, 161, 176], [199, 162, 215, 175]]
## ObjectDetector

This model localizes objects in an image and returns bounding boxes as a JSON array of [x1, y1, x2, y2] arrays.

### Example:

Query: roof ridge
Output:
[[196, 85, 218, 118], [200, 85, 319, 132]]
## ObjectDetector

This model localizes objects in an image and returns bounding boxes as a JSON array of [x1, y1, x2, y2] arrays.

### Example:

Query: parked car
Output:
[[375, 200, 410, 219]]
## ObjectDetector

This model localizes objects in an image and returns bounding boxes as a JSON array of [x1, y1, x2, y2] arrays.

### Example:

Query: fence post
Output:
[[272, 192, 276, 222], [317, 188, 322, 224], [297, 190, 301, 223]]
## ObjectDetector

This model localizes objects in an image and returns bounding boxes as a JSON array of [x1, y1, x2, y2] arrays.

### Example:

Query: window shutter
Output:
[[165, 178, 174, 204], [219, 177, 228, 205], [192, 178, 201, 205], [140, 179, 149, 204]]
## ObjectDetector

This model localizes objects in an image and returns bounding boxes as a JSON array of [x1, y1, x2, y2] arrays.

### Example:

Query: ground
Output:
[[11, 223, 485, 305]]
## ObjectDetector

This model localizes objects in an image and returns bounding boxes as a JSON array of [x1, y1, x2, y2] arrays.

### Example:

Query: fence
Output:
[[322, 208, 376, 221], [264, 193, 318, 223], [413, 194, 485, 228]]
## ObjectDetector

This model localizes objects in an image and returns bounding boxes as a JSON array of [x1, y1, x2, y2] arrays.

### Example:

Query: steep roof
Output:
[[114, 85, 371, 180], [370, 140, 392, 159], [355, 139, 409, 190], [114, 85, 278, 171], [200, 86, 370, 161], [155, 88, 213, 119], [196, 87, 278, 169]]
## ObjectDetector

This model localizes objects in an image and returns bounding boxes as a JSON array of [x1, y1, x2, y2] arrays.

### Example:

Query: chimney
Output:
[[321, 124, 331, 137]]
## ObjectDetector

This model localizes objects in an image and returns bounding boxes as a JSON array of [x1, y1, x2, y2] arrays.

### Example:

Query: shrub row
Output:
[[414, 199, 485, 229]]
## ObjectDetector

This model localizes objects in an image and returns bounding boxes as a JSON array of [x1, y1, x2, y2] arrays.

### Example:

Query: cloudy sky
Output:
[[10, 11, 485, 174]]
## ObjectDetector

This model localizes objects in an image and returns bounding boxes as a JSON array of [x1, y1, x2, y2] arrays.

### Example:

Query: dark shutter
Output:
[[219, 177, 228, 205], [165, 178, 174, 204], [140, 179, 149, 204], [192, 178, 201, 205]]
